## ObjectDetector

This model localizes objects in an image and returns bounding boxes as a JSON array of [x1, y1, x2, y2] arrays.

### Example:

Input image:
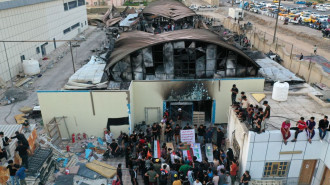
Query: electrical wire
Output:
[[4, 102, 16, 124]]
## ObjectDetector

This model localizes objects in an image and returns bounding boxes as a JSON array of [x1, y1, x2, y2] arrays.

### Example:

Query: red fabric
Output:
[[281, 128, 291, 140], [157, 140, 161, 159], [230, 163, 238, 176], [147, 151, 152, 158], [297, 120, 307, 130], [281, 122, 290, 130]]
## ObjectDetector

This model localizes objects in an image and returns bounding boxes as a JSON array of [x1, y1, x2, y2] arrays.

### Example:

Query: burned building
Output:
[[105, 29, 260, 81]]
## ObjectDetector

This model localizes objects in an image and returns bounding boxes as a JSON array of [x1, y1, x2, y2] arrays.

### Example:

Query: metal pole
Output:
[[273, 0, 281, 43], [2, 42, 13, 86], [69, 41, 76, 73], [290, 44, 293, 59]]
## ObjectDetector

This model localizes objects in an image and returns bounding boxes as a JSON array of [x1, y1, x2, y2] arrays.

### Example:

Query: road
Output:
[[0, 26, 106, 125]]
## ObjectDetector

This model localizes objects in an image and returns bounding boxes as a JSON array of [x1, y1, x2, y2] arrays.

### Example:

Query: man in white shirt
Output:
[[105, 130, 113, 145], [193, 178, 202, 185]]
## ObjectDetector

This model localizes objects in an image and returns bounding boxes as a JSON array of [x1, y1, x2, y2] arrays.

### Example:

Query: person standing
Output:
[[159, 165, 169, 185], [217, 128, 224, 150], [225, 172, 232, 185], [159, 121, 166, 142], [219, 169, 226, 185], [145, 167, 159, 185], [11, 131, 29, 148], [240, 171, 251, 185], [172, 174, 181, 185], [117, 163, 123, 185], [319, 116, 329, 141], [306, 117, 316, 144], [15, 141, 30, 169], [314, 45, 317, 55], [0, 132, 11, 159], [16, 165, 27, 185], [7, 160, 19, 185], [231, 84, 239, 105], [193, 179, 202, 185], [174, 124, 181, 145], [292, 117, 307, 142], [229, 161, 238, 185], [262, 101, 271, 132], [177, 108, 183, 125], [197, 125, 205, 143], [152, 123, 159, 141], [165, 124, 173, 142], [130, 166, 138, 185], [105, 130, 113, 146], [281, 119, 291, 145]]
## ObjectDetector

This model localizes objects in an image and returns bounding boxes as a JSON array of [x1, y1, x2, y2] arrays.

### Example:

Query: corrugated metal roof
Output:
[[142, 0, 196, 20], [119, 13, 139, 27], [0, 124, 36, 158], [105, 29, 260, 71]]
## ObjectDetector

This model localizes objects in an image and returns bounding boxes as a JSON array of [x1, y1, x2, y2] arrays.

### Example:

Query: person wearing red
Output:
[[291, 117, 307, 142], [281, 119, 291, 145], [230, 160, 238, 185]]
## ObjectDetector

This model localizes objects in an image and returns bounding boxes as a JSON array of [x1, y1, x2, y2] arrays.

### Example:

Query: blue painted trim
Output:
[[212, 100, 216, 124], [163, 101, 166, 113], [127, 104, 132, 135], [169, 77, 264, 82], [37, 90, 90, 93]]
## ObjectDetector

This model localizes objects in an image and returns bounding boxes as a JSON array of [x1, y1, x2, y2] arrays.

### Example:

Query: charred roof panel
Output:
[[142, 0, 196, 20], [105, 29, 260, 71]]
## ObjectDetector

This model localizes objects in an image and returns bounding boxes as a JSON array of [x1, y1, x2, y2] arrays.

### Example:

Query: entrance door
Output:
[[321, 166, 330, 185], [145, 107, 160, 125], [298, 160, 317, 185]]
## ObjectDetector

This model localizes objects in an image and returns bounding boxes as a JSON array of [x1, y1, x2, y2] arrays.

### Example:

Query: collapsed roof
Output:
[[105, 29, 260, 70], [142, 0, 196, 20], [103, 5, 122, 27]]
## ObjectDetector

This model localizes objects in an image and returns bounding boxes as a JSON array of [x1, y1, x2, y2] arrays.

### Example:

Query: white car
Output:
[[317, 7, 327, 12], [317, 15, 328, 22]]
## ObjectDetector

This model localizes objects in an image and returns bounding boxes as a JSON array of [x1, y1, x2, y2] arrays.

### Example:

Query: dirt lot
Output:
[[0, 26, 106, 125], [196, 5, 330, 59]]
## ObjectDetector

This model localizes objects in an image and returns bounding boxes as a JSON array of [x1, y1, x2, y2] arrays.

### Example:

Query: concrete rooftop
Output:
[[247, 92, 330, 130]]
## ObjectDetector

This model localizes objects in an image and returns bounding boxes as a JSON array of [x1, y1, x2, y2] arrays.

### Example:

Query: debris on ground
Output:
[[1, 87, 28, 105]]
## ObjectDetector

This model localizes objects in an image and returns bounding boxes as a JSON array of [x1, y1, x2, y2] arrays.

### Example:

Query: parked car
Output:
[[317, 7, 327, 12]]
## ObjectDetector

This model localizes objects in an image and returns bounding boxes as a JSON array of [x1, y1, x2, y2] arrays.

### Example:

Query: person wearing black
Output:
[[197, 125, 206, 143], [109, 139, 119, 157], [11, 131, 29, 147], [125, 145, 131, 168], [177, 108, 183, 125], [159, 165, 169, 185], [0, 131, 11, 158], [240, 171, 251, 185], [7, 160, 20, 185], [15, 140, 30, 169], [117, 163, 123, 185], [165, 124, 173, 142], [217, 128, 224, 150], [231, 84, 239, 105], [174, 124, 181, 145], [319, 116, 329, 141], [0, 147, 8, 160], [183, 123, 192, 130], [130, 166, 138, 185], [152, 123, 159, 141]]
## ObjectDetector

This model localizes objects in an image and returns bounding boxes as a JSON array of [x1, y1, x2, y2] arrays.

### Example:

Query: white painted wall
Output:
[[228, 108, 330, 183], [0, 0, 88, 82]]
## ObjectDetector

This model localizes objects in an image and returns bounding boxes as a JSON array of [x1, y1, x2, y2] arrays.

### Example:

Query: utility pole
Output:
[[2, 42, 13, 86], [69, 41, 76, 73], [273, 0, 281, 43]]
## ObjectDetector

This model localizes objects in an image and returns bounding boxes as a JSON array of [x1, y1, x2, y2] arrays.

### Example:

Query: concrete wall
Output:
[[131, 78, 265, 125], [37, 90, 129, 138], [220, 18, 330, 87], [0, 0, 88, 82]]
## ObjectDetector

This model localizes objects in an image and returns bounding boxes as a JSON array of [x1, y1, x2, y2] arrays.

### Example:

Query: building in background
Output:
[[0, 0, 88, 82], [85, 0, 124, 7]]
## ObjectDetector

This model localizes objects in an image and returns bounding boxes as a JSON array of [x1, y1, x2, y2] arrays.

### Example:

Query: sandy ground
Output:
[[0, 26, 106, 125], [195, 3, 330, 59]]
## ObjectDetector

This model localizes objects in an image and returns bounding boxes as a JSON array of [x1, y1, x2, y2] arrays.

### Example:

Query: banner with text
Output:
[[191, 143, 202, 162], [205, 143, 213, 162], [180, 129, 195, 143]]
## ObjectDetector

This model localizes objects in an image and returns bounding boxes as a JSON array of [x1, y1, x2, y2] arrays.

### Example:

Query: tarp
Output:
[[119, 13, 139, 27], [107, 117, 129, 130], [154, 140, 161, 159], [77, 163, 102, 179], [251, 93, 266, 103]]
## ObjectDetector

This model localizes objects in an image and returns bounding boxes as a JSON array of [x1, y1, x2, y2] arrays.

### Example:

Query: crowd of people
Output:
[[104, 109, 251, 185], [0, 130, 31, 185], [231, 84, 330, 145]]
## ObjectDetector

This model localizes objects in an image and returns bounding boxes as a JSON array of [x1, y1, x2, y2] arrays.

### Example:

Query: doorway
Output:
[[298, 160, 317, 185], [145, 107, 160, 125], [321, 166, 330, 185]]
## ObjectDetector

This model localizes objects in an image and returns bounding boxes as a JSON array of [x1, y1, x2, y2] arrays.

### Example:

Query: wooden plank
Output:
[[15, 77, 32, 87], [279, 151, 302, 154], [14, 114, 27, 124]]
